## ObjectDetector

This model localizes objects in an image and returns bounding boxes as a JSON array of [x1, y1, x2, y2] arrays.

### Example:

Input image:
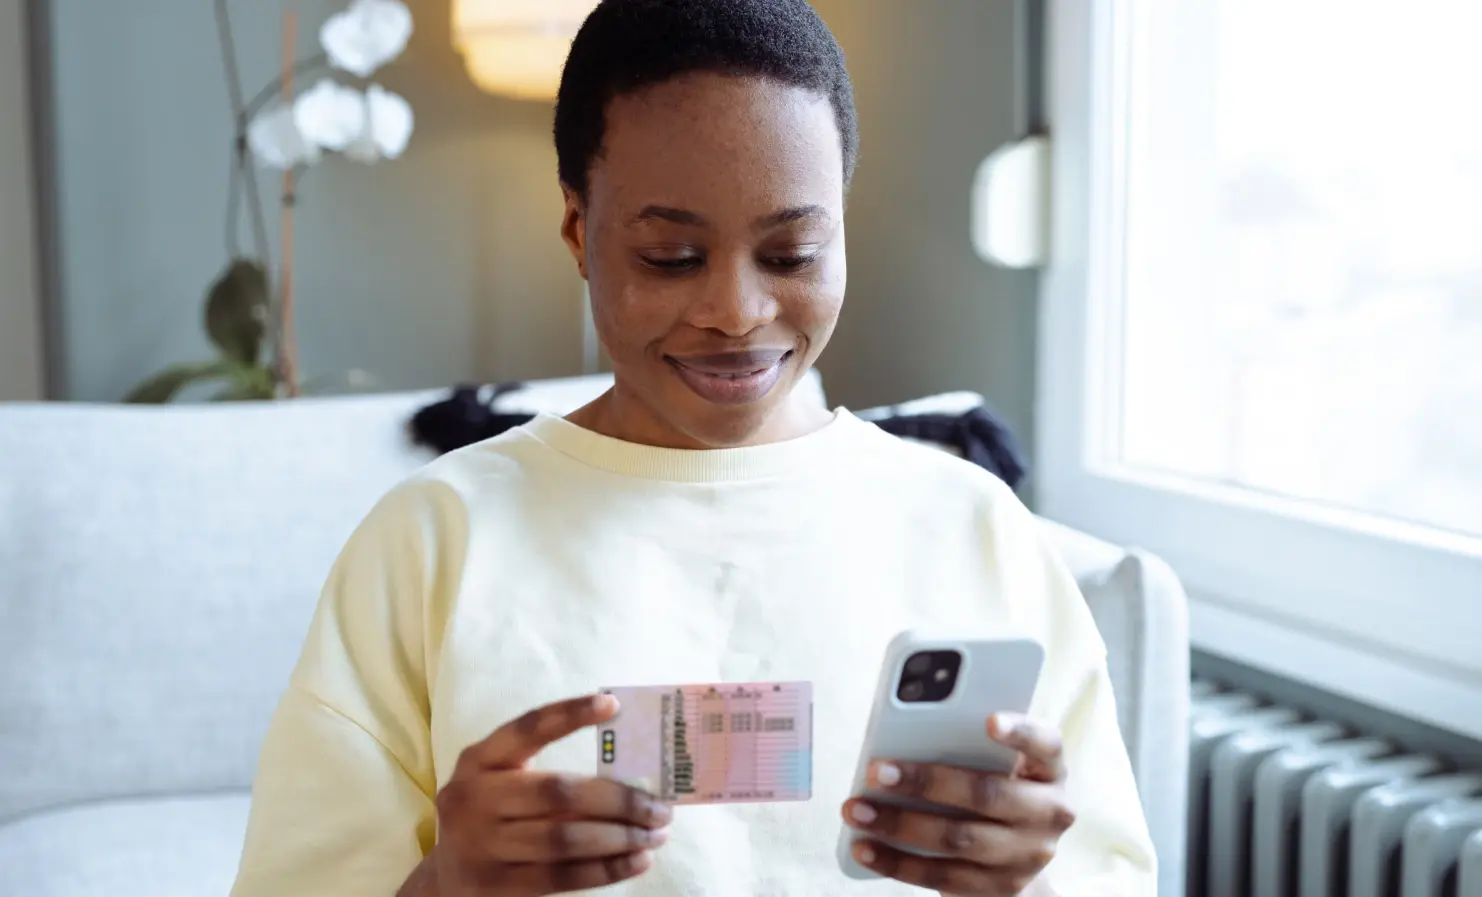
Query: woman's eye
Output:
[[763, 254, 819, 272], [638, 250, 819, 273], [640, 255, 703, 272]]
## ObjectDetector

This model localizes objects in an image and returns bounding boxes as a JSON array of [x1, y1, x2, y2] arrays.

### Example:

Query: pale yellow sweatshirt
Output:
[[230, 410, 1155, 896]]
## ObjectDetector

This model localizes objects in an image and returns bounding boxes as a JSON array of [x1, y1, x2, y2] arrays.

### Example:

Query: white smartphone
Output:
[[836, 630, 1046, 879]]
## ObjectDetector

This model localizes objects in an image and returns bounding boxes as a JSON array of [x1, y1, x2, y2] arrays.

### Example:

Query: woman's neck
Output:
[[566, 382, 834, 450]]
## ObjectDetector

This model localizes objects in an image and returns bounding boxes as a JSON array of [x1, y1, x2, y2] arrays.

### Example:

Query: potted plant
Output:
[[126, 0, 415, 402]]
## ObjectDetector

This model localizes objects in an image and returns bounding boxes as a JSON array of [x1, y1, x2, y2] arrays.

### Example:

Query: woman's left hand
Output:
[[840, 713, 1074, 897]]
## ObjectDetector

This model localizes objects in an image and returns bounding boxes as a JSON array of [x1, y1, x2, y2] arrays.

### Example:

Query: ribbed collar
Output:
[[517, 409, 862, 483]]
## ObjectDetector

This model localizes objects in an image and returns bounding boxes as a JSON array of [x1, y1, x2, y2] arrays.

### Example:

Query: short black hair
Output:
[[554, 0, 858, 199]]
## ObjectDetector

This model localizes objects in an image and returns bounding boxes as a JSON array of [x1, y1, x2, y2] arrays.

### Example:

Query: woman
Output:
[[230, 1, 1156, 895]]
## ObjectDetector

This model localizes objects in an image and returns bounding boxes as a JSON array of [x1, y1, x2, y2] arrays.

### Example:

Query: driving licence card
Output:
[[596, 681, 812, 805]]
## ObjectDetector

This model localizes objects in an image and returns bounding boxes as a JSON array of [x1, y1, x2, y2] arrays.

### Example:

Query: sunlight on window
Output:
[[1118, 0, 1482, 537]]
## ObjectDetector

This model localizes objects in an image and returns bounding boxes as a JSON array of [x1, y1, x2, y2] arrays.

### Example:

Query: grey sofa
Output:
[[0, 373, 1189, 897]]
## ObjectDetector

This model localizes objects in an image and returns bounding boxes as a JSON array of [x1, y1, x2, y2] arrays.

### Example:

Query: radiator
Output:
[[1188, 679, 1482, 897]]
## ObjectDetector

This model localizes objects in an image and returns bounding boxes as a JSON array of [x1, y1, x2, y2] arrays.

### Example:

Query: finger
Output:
[[492, 772, 673, 828], [497, 849, 654, 894], [989, 713, 1066, 782], [841, 799, 1058, 868], [489, 819, 669, 863], [866, 761, 1076, 830], [461, 694, 619, 771], [851, 840, 1038, 897]]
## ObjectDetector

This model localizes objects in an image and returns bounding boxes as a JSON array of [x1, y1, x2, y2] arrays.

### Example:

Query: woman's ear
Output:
[[560, 185, 588, 280]]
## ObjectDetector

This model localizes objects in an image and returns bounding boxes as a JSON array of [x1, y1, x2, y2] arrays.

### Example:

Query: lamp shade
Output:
[[453, 0, 599, 101]]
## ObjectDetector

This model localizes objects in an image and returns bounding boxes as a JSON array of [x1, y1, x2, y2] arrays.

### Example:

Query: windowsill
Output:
[[1186, 588, 1482, 743]]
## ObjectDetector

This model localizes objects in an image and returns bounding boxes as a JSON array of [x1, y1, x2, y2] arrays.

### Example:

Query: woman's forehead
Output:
[[588, 73, 845, 216]]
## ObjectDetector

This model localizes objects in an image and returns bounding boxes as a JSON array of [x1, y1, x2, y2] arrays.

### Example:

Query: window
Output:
[[1039, 0, 1482, 738], [1123, 0, 1482, 538]]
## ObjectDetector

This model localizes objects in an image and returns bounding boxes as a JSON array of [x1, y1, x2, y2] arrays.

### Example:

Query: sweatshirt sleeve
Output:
[[988, 493, 1158, 897], [230, 480, 464, 897], [1038, 656, 1158, 896]]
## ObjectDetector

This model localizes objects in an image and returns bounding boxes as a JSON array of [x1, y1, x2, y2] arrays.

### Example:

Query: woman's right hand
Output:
[[431, 694, 672, 896]]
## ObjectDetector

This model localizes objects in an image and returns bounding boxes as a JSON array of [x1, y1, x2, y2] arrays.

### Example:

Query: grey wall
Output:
[[0, 0, 45, 402], [41, 0, 1037, 455], [44, 0, 586, 401], [813, 0, 1038, 456]]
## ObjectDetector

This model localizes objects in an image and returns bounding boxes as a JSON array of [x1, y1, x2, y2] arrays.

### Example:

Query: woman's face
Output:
[[561, 73, 847, 449]]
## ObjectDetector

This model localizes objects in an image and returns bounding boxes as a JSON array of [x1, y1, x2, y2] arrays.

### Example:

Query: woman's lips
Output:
[[665, 349, 793, 406]]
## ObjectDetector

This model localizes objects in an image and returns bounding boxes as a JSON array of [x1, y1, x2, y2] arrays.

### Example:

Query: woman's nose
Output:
[[686, 262, 779, 337]]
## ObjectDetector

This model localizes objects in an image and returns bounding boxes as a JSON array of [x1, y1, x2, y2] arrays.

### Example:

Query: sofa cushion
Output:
[[0, 391, 447, 824], [0, 792, 250, 897]]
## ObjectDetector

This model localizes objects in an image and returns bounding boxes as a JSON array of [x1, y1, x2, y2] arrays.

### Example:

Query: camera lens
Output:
[[896, 649, 963, 703]]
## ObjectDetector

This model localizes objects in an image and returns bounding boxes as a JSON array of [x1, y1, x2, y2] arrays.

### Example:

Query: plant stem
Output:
[[277, 10, 302, 398], [223, 143, 241, 257], [240, 53, 331, 128], [212, 0, 270, 267]]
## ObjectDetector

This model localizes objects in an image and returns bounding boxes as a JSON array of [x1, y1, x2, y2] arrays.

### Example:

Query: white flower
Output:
[[344, 84, 414, 163], [246, 100, 321, 169], [292, 79, 366, 151], [319, 0, 413, 78]]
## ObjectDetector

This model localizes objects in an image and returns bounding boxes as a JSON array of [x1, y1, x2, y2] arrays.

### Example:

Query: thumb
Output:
[[988, 713, 1065, 783], [464, 693, 620, 771]]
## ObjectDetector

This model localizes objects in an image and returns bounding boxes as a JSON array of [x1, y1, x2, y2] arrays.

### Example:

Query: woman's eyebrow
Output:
[[629, 205, 708, 227], [753, 204, 829, 230], [625, 204, 830, 230]]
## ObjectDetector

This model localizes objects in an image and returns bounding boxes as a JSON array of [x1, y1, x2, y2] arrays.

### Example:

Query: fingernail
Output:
[[992, 713, 1019, 737], [648, 802, 674, 826], [646, 827, 670, 847], [849, 802, 878, 824], [873, 762, 902, 787], [595, 693, 620, 714], [857, 844, 876, 864]]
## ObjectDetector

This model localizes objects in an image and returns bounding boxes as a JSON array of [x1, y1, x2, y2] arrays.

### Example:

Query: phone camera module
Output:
[[897, 650, 962, 703]]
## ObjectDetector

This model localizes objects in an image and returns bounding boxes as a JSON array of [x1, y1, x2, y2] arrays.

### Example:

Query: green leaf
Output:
[[203, 258, 270, 366], [209, 381, 275, 401], [123, 360, 233, 403], [210, 363, 277, 401]]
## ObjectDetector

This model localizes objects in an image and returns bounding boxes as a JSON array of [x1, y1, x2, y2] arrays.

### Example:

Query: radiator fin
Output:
[[1459, 829, 1482, 895], [1254, 736, 1391, 897], [1301, 755, 1444, 897], [1189, 679, 1482, 897], [1402, 798, 1482, 897], [1351, 775, 1482, 897]]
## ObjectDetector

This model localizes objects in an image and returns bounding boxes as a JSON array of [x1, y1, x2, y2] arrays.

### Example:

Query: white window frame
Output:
[[1036, 0, 1482, 740]]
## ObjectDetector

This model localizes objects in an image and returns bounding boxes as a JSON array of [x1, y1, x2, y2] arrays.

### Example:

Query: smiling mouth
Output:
[[665, 350, 795, 405]]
